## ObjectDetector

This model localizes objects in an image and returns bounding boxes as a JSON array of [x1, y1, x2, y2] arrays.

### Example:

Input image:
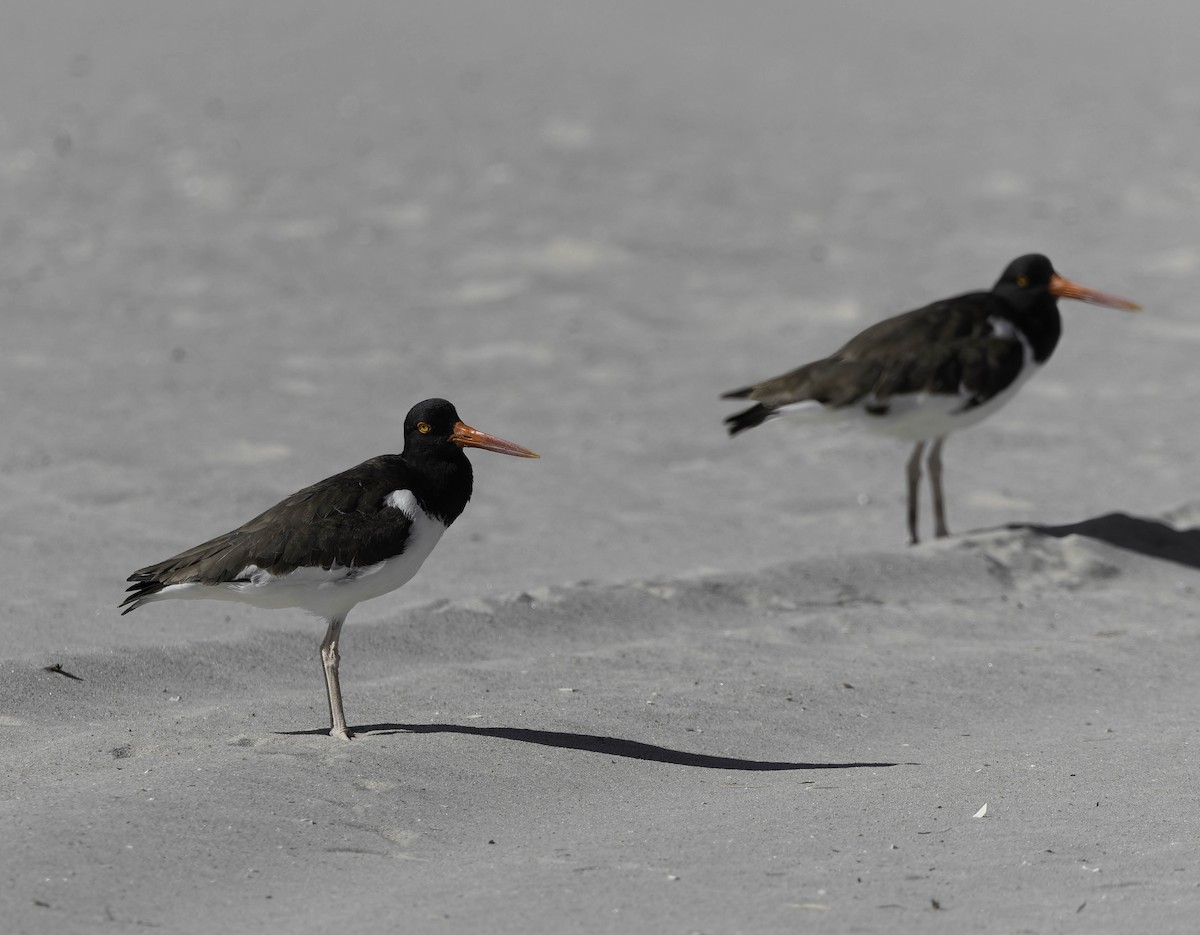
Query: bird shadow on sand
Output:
[[1006, 511, 1200, 570], [280, 723, 900, 771]]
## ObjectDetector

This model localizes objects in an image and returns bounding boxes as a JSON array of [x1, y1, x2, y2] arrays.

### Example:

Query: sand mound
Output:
[[7, 510, 1200, 930]]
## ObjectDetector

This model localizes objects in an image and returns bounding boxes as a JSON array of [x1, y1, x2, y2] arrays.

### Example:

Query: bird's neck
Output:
[[406, 454, 474, 525], [1009, 303, 1062, 363]]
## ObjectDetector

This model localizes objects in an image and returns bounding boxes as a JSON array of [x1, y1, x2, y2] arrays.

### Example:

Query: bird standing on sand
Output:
[[722, 255, 1140, 544], [122, 398, 539, 740]]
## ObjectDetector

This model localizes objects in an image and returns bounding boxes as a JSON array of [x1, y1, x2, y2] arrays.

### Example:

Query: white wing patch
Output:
[[988, 316, 1018, 341], [384, 488, 421, 518]]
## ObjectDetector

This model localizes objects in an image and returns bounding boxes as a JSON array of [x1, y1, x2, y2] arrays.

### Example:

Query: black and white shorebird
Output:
[[121, 398, 538, 740], [722, 255, 1140, 544]]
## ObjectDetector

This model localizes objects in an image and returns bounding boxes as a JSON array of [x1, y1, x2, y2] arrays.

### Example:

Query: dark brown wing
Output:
[[858, 335, 1026, 409], [837, 292, 1000, 359], [725, 291, 1023, 409], [122, 456, 416, 609]]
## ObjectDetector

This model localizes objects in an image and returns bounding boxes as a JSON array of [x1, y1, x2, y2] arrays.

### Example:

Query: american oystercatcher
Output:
[[722, 255, 1140, 544], [121, 398, 538, 740]]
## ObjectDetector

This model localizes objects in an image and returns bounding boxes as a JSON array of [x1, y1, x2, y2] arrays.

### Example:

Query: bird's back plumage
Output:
[[722, 289, 1049, 438], [120, 453, 469, 616]]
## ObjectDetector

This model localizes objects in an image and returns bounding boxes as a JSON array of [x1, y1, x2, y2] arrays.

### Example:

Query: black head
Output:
[[992, 254, 1058, 308], [402, 398, 539, 460], [402, 398, 463, 457], [993, 254, 1141, 313]]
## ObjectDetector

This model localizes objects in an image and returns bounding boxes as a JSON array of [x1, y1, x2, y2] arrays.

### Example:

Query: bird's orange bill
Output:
[[1050, 274, 1141, 311], [451, 422, 540, 458]]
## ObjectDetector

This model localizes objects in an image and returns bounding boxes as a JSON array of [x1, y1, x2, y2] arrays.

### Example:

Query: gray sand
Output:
[[4, 2, 1200, 932]]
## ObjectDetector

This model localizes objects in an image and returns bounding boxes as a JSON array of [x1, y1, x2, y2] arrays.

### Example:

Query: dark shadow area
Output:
[[1008, 512, 1200, 570], [281, 722, 900, 770], [43, 663, 83, 681]]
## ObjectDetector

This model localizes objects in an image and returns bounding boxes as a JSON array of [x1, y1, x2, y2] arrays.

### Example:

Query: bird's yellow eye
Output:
[[417, 421, 432, 434], [1016, 275, 1029, 288]]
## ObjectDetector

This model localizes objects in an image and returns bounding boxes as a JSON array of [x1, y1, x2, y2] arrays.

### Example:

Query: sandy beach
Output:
[[4, 2, 1200, 931]]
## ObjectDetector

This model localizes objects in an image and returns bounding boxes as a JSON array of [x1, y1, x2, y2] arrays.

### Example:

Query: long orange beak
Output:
[[450, 421, 540, 458], [1050, 274, 1141, 311]]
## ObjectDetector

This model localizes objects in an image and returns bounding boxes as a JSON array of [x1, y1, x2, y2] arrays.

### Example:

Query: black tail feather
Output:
[[120, 575, 165, 614], [724, 403, 774, 436]]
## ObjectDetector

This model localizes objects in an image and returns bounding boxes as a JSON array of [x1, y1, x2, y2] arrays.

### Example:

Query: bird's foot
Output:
[[330, 726, 355, 741]]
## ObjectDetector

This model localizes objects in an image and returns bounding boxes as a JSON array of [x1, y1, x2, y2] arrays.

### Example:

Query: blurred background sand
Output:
[[3, 1, 1200, 931], [3, 0, 1197, 653]]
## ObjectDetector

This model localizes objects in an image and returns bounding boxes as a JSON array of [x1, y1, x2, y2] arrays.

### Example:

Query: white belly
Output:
[[862, 361, 1040, 441]]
